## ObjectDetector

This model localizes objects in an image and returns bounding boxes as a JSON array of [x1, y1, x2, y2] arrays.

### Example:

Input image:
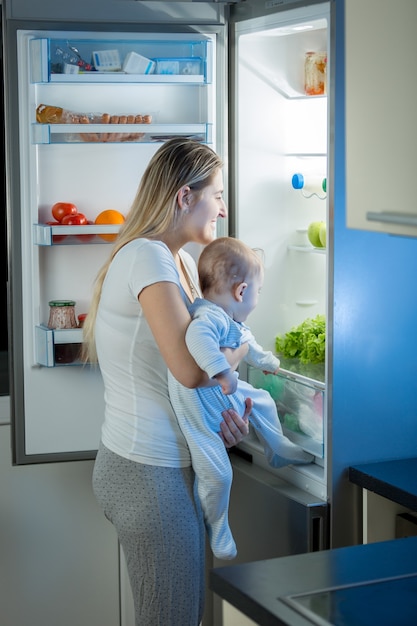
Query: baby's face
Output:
[[234, 270, 264, 323]]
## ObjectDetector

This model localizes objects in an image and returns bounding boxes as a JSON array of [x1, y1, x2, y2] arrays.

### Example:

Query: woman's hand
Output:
[[219, 397, 253, 448]]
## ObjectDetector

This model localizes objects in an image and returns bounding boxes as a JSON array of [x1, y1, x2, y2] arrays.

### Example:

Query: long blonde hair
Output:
[[82, 138, 223, 363]]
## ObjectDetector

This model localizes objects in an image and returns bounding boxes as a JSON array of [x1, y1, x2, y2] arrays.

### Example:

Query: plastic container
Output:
[[122, 51, 156, 74], [92, 49, 122, 71], [155, 58, 202, 75], [304, 51, 327, 96], [292, 173, 327, 199]]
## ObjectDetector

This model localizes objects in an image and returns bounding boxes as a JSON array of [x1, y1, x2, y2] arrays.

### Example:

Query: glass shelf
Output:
[[31, 123, 211, 145], [248, 363, 325, 459], [288, 244, 326, 254], [33, 223, 122, 246]]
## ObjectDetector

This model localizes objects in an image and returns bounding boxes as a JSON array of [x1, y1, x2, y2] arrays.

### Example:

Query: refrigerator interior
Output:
[[232, 3, 330, 501], [13, 28, 217, 461]]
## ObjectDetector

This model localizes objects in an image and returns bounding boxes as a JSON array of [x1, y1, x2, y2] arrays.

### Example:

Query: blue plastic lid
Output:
[[292, 173, 304, 189]]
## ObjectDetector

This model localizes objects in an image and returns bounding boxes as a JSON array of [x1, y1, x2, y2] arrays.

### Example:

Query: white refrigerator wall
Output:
[[234, 12, 328, 351]]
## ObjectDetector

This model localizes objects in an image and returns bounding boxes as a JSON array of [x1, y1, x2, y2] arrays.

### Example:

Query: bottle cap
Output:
[[292, 173, 304, 189], [49, 300, 76, 307]]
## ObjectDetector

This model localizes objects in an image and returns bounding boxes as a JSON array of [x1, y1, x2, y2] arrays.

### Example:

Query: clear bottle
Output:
[[304, 51, 327, 96], [292, 173, 327, 199]]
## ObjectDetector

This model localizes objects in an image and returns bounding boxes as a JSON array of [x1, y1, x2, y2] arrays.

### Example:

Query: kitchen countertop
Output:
[[349, 457, 417, 511], [210, 536, 417, 626]]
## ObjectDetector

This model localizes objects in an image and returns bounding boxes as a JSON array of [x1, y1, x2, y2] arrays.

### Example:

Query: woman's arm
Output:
[[139, 281, 249, 388], [140, 280, 251, 445], [139, 281, 207, 388]]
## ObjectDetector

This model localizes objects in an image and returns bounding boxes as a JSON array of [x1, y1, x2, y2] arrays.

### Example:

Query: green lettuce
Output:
[[275, 315, 325, 364]]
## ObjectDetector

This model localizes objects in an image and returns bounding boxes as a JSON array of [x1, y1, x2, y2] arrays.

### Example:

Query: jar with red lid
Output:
[[77, 313, 88, 327]]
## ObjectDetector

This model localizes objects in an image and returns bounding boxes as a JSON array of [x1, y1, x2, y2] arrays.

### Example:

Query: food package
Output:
[[36, 104, 152, 143], [92, 49, 122, 72], [122, 51, 156, 74]]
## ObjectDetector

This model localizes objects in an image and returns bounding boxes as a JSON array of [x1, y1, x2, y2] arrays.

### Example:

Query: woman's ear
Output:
[[233, 282, 247, 302], [177, 185, 192, 210]]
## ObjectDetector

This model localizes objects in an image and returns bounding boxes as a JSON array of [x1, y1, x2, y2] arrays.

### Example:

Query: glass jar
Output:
[[48, 300, 78, 364], [48, 300, 77, 330], [304, 51, 327, 96]]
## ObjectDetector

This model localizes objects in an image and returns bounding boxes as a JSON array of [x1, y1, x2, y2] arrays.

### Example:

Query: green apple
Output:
[[319, 222, 326, 247], [307, 221, 325, 247]]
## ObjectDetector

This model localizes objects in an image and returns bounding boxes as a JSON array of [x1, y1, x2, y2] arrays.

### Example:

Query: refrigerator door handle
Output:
[[366, 211, 417, 228]]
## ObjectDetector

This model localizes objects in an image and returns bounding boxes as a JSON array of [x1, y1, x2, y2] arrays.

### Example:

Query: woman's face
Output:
[[186, 169, 227, 245]]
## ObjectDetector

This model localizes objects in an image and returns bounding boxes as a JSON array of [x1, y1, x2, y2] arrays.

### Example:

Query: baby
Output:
[[169, 237, 313, 560]]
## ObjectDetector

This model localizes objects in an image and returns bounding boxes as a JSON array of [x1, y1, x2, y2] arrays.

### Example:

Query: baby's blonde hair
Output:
[[198, 237, 264, 296]]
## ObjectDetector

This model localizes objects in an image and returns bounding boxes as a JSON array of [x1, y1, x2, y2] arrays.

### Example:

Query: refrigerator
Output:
[[4, 0, 330, 507], [4, 2, 331, 470], [7, 2, 417, 623]]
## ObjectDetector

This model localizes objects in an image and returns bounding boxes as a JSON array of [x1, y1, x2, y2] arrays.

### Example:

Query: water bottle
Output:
[[292, 173, 327, 199]]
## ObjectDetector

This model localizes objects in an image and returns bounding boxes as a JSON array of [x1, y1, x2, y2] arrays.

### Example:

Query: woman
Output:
[[82, 138, 251, 626]]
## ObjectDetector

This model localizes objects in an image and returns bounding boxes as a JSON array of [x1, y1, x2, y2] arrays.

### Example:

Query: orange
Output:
[[94, 209, 125, 242]]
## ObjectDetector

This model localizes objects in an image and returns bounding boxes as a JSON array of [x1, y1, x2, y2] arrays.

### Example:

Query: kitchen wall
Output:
[[0, 397, 121, 626], [330, 0, 417, 546]]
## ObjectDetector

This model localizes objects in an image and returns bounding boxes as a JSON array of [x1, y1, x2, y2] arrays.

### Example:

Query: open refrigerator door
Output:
[[10, 28, 219, 463], [230, 2, 330, 501]]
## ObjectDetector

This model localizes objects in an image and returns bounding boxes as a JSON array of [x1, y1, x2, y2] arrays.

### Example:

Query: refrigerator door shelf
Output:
[[288, 244, 326, 254], [49, 72, 206, 84], [34, 223, 122, 246], [35, 325, 84, 367], [30, 37, 212, 84], [247, 365, 325, 458], [31, 123, 211, 145]]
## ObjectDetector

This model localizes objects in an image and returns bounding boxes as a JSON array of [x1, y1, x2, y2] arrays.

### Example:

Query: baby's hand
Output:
[[215, 369, 237, 395], [262, 368, 280, 376]]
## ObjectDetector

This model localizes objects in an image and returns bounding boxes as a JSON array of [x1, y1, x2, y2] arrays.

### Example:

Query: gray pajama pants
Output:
[[92, 442, 205, 626]]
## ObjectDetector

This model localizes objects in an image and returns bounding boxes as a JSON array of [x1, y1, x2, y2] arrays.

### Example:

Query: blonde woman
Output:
[[82, 138, 251, 626]]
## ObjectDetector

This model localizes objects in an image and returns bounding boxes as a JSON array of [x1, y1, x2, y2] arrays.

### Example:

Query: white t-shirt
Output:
[[95, 238, 198, 467]]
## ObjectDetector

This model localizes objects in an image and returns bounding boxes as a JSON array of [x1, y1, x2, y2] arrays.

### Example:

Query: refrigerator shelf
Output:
[[30, 36, 212, 84], [288, 244, 326, 254], [281, 426, 324, 458], [35, 325, 84, 367], [49, 73, 206, 84], [31, 123, 210, 145], [33, 223, 122, 246], [247, 366, 324, 458]]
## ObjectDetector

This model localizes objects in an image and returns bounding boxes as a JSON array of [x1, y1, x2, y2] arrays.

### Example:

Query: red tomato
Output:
[[51, 202, 78, 222], [75, 220, 95, 243], [46, 220, 66, 243], [61, 213, 88, 226]]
